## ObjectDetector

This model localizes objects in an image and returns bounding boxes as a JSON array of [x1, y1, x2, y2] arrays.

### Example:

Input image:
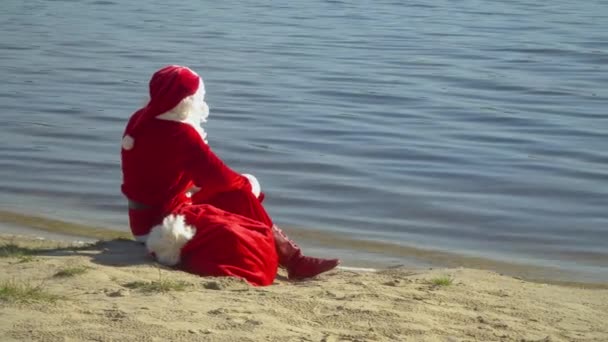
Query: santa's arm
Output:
[[185, 132, 256, 200]]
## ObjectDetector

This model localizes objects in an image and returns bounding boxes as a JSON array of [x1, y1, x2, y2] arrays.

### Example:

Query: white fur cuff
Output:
[[242, 173, 261, 198]]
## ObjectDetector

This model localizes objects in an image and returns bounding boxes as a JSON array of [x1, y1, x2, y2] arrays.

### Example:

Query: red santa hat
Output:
[[122, 65, 206, 150]]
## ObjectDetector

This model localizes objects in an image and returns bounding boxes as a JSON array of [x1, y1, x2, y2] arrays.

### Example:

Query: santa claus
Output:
[[121, 65, 339, 285]]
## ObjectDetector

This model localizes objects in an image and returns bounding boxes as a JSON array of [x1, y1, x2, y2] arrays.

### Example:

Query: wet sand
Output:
[[1, 209, 607, 288]]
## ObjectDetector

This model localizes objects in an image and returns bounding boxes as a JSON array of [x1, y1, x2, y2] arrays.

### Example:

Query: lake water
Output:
[[1, 0, 607, 282]]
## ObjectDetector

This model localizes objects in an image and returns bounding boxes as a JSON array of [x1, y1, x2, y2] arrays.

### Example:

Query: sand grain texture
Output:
[[0, 235, 606, 342]]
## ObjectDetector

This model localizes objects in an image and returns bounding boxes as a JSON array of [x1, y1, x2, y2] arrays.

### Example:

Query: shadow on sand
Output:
[[0, 238, 153, 267]]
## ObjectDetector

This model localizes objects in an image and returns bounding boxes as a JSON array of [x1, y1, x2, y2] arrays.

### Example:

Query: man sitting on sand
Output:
[[120, 65, 339, 285]]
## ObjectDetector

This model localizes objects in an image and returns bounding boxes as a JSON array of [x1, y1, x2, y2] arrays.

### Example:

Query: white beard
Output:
[[186, 101, 209, 144], [156, 99, 210, 144]]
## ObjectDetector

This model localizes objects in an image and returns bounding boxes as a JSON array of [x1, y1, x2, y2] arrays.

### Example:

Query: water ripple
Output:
[[1, 0, 607, 282]]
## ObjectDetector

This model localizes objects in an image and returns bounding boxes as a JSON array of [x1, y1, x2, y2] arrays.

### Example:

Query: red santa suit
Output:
[[121, 65, 277, 285], [121, 65, 339, 285]]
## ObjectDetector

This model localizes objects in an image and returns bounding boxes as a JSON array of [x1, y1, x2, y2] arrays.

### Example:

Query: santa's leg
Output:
[[272, 225, 339, 280], [195, 188, 340, 279], [194, 189, 273, 227]]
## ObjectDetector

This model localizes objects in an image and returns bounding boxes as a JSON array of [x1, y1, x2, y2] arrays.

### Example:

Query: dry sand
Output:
[[1, 234, 607, 342]]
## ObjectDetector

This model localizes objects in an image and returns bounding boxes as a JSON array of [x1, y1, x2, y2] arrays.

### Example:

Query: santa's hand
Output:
[[242, 173, 261, 198]]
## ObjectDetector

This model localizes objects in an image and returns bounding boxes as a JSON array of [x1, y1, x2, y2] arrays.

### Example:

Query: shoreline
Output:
[[1, 209, 606, 289], [1, 234, 607, 341]]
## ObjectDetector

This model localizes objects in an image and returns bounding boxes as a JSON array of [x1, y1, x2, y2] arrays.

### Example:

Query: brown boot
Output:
[[272, 225, 340, 280]]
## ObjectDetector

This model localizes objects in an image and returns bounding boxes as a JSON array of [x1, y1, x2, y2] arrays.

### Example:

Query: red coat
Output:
[[121, 115, 277, 285]]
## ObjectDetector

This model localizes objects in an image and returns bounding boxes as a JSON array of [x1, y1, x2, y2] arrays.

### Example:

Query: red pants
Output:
[[192, 189, 273, 227], [175, 204, 278, 286]]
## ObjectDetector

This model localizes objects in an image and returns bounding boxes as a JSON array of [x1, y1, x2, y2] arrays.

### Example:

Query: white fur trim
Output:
[[156, 79, 209, 144], [146, 214, 195, 266], [185, 186, 201, 198], [122, 135, 135, 150], [133, 234, 148, 243], [242, 173, 261, 198]]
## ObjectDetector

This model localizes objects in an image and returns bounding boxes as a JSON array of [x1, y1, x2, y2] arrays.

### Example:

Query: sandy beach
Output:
[[1, 234, 607, 342]]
